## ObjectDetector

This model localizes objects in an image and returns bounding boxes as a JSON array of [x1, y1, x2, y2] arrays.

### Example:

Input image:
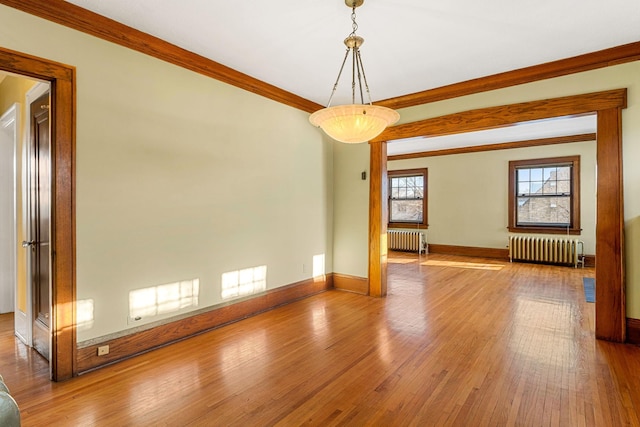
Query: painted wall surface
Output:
[[332, 141, 370, 277], [389, 141, 597, 254], [334, 60, 640, 319], [0, 76, 37, 313], [0, 6, 333, 341]]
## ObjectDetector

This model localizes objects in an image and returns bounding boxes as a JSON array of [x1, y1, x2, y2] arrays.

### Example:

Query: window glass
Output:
[[388, 168, 428, 227]]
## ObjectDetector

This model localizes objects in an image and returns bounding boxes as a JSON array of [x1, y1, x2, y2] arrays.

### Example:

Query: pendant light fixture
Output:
[[309, 0, 399, 144]]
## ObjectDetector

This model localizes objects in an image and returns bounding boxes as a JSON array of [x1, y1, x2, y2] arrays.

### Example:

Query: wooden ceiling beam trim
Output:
[[0, 0, 323, 113], [387, 133, 597, 160], [377, 42, 640, 110], [373, 89, 626, 143]]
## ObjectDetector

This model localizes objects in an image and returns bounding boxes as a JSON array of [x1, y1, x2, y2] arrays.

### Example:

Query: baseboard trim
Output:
[[428, 244, 509, 260], [333, 273, 369, 295], [76, 275, 333, 374], [584, 255, 596, 268], [626, 318, 640, 345]]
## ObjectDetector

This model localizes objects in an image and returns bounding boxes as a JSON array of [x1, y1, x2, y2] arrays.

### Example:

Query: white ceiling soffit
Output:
[[63, 1, 640, 107], [387, 115, 597, 156]]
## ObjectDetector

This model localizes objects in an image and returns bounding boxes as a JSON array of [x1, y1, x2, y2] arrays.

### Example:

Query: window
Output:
[[508, 156, 580, 234], [388, 168, 428, 229]]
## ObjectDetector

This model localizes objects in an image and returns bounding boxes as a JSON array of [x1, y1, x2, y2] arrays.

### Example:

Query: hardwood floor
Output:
[[2, 253, 640, 426]]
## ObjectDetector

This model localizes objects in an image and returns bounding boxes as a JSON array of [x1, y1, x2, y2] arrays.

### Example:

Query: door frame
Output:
[[368, 89, 627, 343], [0, 46, 76, 381]]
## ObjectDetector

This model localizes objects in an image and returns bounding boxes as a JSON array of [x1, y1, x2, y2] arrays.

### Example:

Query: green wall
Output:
[[0, 5, 333, 341]]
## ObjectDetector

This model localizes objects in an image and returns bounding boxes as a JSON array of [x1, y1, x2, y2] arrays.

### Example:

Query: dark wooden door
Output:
[[29, 92, 51, 360]]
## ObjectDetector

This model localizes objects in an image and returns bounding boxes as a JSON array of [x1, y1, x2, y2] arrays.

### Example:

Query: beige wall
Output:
[[333, 60, 640, 318], [389, 141, 597, 254], [0, 5, 333, 341], [0, 75, 38, 313]]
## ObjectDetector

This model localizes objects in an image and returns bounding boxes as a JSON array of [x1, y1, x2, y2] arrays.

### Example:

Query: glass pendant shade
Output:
[[310, 0, 399, 144], [309, 104, 399, 144]]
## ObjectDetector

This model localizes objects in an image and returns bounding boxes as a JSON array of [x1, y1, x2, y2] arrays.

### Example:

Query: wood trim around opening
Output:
[[370, 89, 627, 342], [388, 168, 428, 230], [0, 46, 76, 381], [507, 156, 581, 235], [373, 89, 626, 143]]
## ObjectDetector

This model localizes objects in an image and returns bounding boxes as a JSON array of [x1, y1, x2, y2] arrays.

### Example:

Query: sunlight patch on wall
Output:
[[76, 299, 94, 331], [313, 254, 325, 278], [221, 265, 267, 300], [129, 279, 200, 322]]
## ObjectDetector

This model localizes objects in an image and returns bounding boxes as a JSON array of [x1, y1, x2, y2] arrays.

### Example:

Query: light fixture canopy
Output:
[[309, 0, 399, 144]]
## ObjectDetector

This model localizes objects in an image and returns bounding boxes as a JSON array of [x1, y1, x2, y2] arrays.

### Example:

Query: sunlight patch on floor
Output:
[[388, 257, 419, 264], [420, 260, 504, 270]]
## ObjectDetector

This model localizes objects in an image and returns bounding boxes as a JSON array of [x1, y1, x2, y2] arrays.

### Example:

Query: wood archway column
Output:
[[596, 107, 625, 341], [368, 89, 627, 342], [368, 141, 388, 297], [0, 46, 76, 380]]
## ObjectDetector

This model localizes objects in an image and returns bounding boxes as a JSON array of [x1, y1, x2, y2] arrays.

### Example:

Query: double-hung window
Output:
[[508, 156, 581, 234], [388, 168, 428, 229]]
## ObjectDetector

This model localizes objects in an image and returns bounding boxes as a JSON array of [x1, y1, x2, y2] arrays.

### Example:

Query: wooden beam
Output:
[[368, 141, 388, 297], [373, 89, 627, 143], [378, 42, 640, 110], [596, 108, 626, 342], [388, 133, 596, 161]]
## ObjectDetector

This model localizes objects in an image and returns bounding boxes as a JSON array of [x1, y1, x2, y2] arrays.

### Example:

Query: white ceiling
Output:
[[62, 0, 639, 150]]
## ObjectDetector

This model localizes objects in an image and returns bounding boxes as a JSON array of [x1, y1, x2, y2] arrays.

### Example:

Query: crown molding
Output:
[[2, 1, 639, 114], [0, 0, 322, 113]]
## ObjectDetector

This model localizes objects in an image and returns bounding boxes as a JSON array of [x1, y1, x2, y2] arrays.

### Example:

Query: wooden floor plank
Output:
[[1, 252, 640, 426]]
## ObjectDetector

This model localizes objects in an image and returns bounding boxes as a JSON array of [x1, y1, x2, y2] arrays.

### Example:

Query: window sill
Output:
[[507, 226, 581, 235], [389, 223, 428, 230]]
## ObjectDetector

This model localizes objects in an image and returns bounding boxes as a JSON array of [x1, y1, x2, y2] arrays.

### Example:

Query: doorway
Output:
[[0, 77, 52, 362], [368, 89, 626, 343], [0, 47, 76, 381]]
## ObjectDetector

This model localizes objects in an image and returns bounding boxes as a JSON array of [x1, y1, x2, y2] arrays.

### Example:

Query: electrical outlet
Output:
[[127, 315, 143, 325], [97, 345, 110, 356]]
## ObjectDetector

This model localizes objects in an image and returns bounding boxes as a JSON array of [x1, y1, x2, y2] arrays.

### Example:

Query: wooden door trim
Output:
[[0, 46, 76, 380], [369, 89, 627, 342]]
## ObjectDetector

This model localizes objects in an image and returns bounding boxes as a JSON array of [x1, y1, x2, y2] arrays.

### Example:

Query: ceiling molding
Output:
[[373, 89, 626, 142], [2, 1, 638, 116], [377, 42, 640, 110], [0, 0, 323, 113], [387, 133, 597, 160]]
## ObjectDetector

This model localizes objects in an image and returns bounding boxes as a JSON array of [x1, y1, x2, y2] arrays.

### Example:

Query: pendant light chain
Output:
[[308, 0, 400, 144]]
